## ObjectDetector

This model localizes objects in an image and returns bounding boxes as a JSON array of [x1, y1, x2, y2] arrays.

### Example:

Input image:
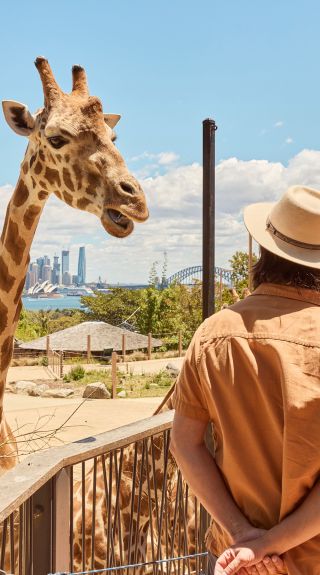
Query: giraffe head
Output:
[[2, 57, 148, 238]]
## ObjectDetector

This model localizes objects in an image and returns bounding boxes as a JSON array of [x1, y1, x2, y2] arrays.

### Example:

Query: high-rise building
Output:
[[30, 262, 39, 284], [62, 250, 70, 275], [52, 255, 60, 284], [36, 257, 44, 281], [42, 264, 52, 282], [77, 246, 86, 285], [62, 271, 72, 285], [72, 274, 79, 285]]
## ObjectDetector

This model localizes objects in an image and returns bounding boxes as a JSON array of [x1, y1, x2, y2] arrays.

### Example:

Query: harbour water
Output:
[[22, 295, 83, 311]]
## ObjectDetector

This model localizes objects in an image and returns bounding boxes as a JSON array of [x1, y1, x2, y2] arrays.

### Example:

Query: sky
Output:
[[1, 0, 320, 282]]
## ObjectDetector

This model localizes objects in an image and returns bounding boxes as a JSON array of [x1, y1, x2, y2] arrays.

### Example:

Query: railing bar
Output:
[[10, 512, 15, 574], [150, 437, 160, 534], [164, 466, 171, 575], [194, 496, 199, 575], [156, 430, 169, 564], [0, 518, 7, 569], [101, 454, 110, 567], [177, 477, 182, 575], [169, 470, 181, 562], [113, 449, 124, 568], [132, 441, 146, 575], [18, 505, 23, 575], [127, 443, 138, 572], [70, 466, 74, 571], [91, 457, 98, 571], [144, 438, 156, 575], [107, 451, 116, 568], [179, 478, 191, 575], [82, 461, 86, 572], [48, 551, 208, 575]]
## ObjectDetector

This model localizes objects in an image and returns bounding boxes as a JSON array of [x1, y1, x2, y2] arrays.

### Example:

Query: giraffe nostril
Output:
[[120, 181, 135, 195]]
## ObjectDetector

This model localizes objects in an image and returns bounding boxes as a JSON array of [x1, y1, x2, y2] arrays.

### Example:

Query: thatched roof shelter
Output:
[[18, 321, 162, 353]]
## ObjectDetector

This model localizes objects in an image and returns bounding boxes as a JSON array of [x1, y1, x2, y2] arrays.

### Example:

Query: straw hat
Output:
[[243, 185, 320, 269]]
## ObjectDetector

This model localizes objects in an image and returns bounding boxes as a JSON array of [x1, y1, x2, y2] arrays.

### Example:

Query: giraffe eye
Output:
[[47, 136, 68, 149]]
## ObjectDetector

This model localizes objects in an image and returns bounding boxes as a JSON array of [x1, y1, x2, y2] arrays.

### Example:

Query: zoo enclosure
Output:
[[0, 411, 209, 575]]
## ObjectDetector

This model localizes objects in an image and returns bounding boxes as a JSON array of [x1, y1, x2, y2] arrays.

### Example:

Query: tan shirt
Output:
[[172, 283, 320, 575]]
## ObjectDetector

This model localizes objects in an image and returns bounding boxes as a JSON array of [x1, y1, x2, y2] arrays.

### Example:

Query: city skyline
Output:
[[26, 246, 87, 289]]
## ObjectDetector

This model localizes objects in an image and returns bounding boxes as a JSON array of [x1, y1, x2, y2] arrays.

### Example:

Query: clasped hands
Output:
[[214, 527, 287, 575]]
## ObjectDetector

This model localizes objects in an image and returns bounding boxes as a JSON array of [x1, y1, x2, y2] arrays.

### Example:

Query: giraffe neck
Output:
[[0, 169, 48, 470]]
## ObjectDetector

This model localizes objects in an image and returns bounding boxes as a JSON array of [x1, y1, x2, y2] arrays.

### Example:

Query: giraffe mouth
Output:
[[102, 209, 134, 238]]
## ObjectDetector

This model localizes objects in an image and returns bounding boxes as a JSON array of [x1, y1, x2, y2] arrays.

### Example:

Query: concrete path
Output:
[[4, 393, 163, 458], [7, 357, 183, 382], [63, 356, 184, 376]]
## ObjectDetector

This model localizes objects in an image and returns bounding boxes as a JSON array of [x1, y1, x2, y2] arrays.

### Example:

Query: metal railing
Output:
[[0, 412, 209, 575], [47, 349, 63, 379]]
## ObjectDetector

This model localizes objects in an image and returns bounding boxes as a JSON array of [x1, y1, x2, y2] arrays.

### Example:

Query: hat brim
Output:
[[243, 202, 320, 269]]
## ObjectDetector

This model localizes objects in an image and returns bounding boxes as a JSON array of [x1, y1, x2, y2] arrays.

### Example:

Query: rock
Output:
[[166, 362, 180, 377], [28, 384, 50, 397], [42, 388, 74, 398], [117, 390, 127, 398], [12, 381, 38, 395], [149, 383, 159, 388], [82, 382, 111, 399]]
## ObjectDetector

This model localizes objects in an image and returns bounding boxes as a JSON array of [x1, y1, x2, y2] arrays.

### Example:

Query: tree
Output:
[[229, 250, 257, 294], [81, 288, 142, 327]]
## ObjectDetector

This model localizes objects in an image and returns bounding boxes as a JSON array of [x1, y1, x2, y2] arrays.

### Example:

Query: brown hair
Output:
[[252, 247, 320, 291]]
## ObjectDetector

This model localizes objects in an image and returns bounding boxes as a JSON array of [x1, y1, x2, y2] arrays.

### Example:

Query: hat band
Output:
[[266, 219, 320, 250]]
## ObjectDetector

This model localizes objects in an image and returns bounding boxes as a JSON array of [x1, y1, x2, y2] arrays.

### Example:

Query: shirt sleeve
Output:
[[171, 325, 210, 422]]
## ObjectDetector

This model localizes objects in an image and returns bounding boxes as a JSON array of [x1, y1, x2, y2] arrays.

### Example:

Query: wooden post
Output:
[[202, 118, 217, 320], [46, 335, 50, 358], [32, 480, 53, 575], [111, 351, 118, 398], [53, 468, 71, 573], [148, 333, 152, 360], [249, 233, 253, 292], [122, 333, 126, 361], [87, 334, 91, 362], [59, 351, 64, 379], [178, 331, 183, 357]]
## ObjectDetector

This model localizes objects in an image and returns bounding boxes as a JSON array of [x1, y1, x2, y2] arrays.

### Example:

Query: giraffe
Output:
[[0, 56, 148, 472]]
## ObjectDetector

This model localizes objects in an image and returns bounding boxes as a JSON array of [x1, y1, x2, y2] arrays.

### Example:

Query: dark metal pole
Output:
[[202, 118, 217, 320]]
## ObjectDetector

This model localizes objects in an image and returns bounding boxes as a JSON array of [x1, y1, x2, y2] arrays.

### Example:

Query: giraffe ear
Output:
[[2, 100, 36, 136], [104, 114, 121, 129]]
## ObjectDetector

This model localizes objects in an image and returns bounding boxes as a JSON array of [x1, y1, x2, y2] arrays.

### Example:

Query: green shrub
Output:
[[151, 370, 173, 388], [40, 356, 48, 366], [66, 364, 85, 381]]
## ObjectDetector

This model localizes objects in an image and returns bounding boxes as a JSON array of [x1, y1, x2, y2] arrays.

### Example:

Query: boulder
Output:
[[166, 362, 180, 377], [82, 382, 111, 399], [117, 390, 127, 398], [12, 381, 38, 395], [28, 384, 50, 397], [149, 383, 159, 388], [42, 388, 74, 398]]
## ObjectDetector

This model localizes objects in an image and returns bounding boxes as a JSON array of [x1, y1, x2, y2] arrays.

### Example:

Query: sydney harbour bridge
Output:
[[165, 265, 233, 286]]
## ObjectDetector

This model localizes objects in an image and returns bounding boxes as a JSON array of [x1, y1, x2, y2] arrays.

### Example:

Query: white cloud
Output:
[[274, 121, 284, 128], [286, 137, 294, 144], [1, 149, 320, 283]]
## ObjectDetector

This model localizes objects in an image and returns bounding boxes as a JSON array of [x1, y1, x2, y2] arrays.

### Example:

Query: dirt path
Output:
[[4, 393, 162, 458]]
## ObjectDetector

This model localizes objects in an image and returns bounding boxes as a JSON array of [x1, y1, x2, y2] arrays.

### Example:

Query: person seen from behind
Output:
[[170, 185, 320, 575]]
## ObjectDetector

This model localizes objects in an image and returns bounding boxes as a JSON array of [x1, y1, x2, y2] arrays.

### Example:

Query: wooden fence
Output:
[[0, 412, 209, 575]]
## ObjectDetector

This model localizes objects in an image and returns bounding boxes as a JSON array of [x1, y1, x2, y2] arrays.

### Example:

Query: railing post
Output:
[[178, 331, 182, 357], [32, 480, 53, 575], [111, 351, 117, 398], [46, 335, 50, 358], [59, 351, 64, 379], [122, 333, 126, 362], [87, 334, 91, 362], [53, 468, 71, 573], [148, 332, 152, 360]]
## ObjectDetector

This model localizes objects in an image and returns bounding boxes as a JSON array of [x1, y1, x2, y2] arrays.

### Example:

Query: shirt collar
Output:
[[252, 283, 320, 307]]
